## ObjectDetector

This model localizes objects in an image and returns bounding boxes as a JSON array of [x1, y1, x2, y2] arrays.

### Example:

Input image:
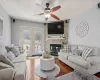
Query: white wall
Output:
[[0, 5, 11, 46], [69, 5, 100, 48], [11, 19, 44, 46]]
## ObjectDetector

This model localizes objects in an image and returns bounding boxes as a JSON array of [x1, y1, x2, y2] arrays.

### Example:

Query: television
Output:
[[48, 21, 64, 34]]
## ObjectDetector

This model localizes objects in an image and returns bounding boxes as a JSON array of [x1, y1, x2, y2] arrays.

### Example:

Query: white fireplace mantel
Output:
[[46, 37, 65, 41]]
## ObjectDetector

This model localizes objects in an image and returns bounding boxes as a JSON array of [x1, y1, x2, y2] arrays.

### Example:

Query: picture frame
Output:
[[0, 17, 3, 38]]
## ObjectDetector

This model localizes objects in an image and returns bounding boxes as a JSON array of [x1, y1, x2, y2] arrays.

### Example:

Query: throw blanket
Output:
[[0, 68, 15, 80]]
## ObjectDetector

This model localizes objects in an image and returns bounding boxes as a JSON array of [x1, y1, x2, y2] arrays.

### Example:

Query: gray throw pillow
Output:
[[0, 54, 14, 67], [5, 46, 12, 53], [12, 46, 20, 57], [72, 49, 82, 56], [6, 51, 15, 61]]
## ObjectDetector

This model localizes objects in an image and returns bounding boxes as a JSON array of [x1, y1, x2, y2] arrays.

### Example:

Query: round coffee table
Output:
[[35, 64, 60, 78]]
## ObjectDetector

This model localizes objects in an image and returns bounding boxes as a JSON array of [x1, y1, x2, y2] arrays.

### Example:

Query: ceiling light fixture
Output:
[[45, 13, 50, 19], [45, 13, 51, 21]]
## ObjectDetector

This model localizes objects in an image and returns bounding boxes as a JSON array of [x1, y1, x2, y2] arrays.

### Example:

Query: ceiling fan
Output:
[[35, 3, 61, 20]]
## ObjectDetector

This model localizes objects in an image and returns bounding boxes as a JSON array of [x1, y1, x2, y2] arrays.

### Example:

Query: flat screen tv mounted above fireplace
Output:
[[48, 21, 64, 34]]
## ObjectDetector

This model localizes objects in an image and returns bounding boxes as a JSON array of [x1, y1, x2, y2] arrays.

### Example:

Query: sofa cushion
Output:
[[12, 54, 26, 63], [58, 52, 73, 60], [0, 68, 15, 80], [0, 62, 12, 69], [6, 51, 15, 61], [86, 56, 100, 65], [68, 55, 90, 69], [14, 62, 26, 80], [58, 52, 68, 59], [0, 54, 14, 67]]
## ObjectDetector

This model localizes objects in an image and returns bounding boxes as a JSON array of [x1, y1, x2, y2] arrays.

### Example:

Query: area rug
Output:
[[35, 64, 60, 78], [57, 72, 100, 80]]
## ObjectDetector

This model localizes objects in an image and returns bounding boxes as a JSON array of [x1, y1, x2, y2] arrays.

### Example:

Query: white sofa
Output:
[[58, 45, 100, 74], [12, 54, 26, 80], [0, 45, 26, 80], [0, 68, 15, 80]]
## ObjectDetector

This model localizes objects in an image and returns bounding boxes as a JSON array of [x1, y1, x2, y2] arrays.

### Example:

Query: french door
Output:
[[20, 27, 44, 55]]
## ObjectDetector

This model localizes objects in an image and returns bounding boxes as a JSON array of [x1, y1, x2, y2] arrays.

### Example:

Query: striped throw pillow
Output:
[[66, 45, 71, 53], [82, 47, 93, 60]]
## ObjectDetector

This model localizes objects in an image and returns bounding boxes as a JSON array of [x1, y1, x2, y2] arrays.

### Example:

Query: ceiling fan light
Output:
[[45, 14, 50, 18]]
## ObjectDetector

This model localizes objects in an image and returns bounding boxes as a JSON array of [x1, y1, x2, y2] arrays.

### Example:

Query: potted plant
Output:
[[42, 50, 51, 59], [61, 40, 67, 49]]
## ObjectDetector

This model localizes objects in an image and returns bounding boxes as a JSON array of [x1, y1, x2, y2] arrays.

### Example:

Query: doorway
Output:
[[19, 26, 44, 55]]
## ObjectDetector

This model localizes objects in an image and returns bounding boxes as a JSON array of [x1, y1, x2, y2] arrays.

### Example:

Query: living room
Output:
[[0, 0, 100, 80]]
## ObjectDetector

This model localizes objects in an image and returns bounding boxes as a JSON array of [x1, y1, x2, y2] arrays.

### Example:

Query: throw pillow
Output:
[[66, 45, 71, 53], [0, 54, 14, 67], [72, 49, 82, 56], [71, 45, 78, 53], [5, 46, 13, 53], [0, 62, 11, 69], [6, 51, 15, 61], [11, 46, 20, 57], [82, 47, 93, 60]]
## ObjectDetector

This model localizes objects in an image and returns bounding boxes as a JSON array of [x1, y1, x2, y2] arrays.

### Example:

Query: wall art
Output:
[[75, 21, 89, 38]]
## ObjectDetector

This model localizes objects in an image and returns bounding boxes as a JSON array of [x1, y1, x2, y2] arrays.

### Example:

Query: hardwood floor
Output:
[[26, 57, 100, 80]]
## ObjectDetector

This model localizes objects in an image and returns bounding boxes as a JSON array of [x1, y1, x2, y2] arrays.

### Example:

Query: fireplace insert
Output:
[[50, 44, 61, 56]]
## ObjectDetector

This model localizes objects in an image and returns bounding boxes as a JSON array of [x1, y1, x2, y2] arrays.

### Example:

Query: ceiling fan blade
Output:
[[51, 14, 60, 20], [50, 5, 61, 12], [36, 4, 45, 11], [34, 13, 44, 16]]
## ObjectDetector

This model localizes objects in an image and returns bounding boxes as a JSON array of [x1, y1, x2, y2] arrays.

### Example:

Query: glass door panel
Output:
[[20, 27, 35, 55], [20, 27, 44, 55]]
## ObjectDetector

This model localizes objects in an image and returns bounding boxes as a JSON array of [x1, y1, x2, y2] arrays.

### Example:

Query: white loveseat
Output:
[[58, 45, 100, 74], [0, 45, 26, 80]]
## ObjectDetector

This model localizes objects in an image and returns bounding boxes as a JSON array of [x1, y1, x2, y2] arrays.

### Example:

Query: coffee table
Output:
[[35, 64, 60, 78]]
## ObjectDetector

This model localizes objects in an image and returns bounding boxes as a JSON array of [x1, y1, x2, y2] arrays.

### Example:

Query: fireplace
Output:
[[50, 44, 61, 56]]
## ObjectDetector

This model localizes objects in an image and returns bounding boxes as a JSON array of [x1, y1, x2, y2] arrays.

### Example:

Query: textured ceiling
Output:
[[0, 0, 99, 22]]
